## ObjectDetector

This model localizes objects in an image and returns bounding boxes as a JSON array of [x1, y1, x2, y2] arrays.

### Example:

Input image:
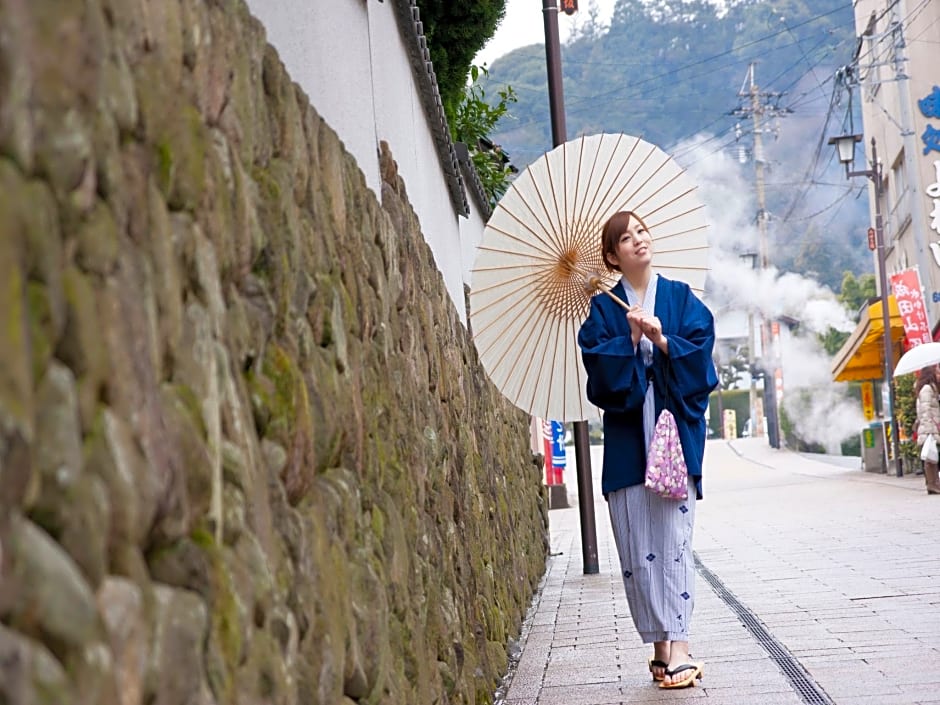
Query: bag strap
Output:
[[657, 349, 675, 414]]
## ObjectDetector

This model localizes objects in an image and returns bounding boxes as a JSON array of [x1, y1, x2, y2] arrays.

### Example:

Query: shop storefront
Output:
[[831, 296, 905, 472]]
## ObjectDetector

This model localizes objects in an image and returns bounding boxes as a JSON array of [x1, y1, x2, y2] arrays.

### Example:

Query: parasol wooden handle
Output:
[[584, 273, 630, 311], [598, 285, 630, 311]]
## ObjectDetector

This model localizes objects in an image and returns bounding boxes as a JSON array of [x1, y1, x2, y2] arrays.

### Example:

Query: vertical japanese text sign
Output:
[[889, 268, 931, 347], [918, 87, 940, 236], [860, 381, 875, 422], [918, 86, 940, 156]]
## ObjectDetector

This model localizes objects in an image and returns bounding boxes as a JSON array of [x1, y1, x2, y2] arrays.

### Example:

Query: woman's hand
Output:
[[640, 315, 669, 353], [626, 305, 644, 347]]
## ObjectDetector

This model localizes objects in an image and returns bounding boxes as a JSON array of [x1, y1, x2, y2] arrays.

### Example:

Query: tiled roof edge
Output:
[[454, 142, 493, 220], [391, 1, 470, 217]]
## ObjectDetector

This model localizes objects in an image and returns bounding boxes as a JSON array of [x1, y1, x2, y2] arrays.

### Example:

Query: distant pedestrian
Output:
[[914, 363, 940, 495], [578, 211, 718, 689]]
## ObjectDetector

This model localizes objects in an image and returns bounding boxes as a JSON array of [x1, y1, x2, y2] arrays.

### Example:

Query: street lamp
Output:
[[830, 133, 862, 171], [542, 0, 599, 575], [828, 134, 901, 477]]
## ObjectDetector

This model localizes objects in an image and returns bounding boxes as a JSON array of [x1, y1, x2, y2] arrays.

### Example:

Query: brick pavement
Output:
[[502, 439, 940, 705]]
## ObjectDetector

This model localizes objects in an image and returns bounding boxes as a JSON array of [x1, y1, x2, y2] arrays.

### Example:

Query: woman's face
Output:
[[605, 217, 652, 273]]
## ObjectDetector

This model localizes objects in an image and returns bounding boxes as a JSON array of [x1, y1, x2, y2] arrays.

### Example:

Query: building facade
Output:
[[852, 0, 940, 336]]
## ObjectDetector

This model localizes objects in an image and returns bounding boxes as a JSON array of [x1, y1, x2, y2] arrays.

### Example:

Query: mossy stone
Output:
[[6, 515, 102, 649], [25, 283, 54, 385], [155, 106, 209, 212], [257, 344, 316, 504], [75, 201, 120, 277], [0, 625, 70, 705], [0, 3, 35, 172], [161, 384, 213, 519], [58, 268, 108, 430], [0, 167, 34, 438], [0, 6, 554, 703]]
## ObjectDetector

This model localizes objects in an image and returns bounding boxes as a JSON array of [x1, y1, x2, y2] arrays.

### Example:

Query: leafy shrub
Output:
[[415, 0, 508, 124], [453, 65, 518, 206]]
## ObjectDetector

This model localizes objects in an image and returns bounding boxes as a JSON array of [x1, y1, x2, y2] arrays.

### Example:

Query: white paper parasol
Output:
[[894, 341, 940, 376], [469, 133, 709, 422]]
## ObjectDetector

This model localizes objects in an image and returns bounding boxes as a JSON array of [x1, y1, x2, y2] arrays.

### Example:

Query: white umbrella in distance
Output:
[[469, 133, 709, 422], [894, 341, 940, 376]]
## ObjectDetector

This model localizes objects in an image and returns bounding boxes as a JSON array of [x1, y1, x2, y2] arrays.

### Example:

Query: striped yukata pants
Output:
[[607, 479, 696, 643]]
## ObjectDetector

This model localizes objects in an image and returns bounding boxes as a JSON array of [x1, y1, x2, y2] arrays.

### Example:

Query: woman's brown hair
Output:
[[600, 210, 649, 273], [915, 364, 940, 397]]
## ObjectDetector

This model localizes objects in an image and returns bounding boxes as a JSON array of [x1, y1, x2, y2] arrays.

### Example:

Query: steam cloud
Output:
[[673, 131, 866, 449]]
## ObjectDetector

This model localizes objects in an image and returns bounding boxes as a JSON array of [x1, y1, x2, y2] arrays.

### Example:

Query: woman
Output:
[[577, 211, 718, 689], [914, 364, 940, 495]]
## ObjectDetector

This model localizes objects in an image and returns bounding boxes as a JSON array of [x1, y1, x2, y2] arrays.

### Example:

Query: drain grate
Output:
[[694, 553, 835, 705]]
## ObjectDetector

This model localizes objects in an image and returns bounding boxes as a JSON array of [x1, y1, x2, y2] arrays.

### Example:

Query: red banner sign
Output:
[[889, 268, 932, 347]]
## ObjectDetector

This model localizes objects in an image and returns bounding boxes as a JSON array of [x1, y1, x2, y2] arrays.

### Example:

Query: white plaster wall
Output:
[[244, 0, 476, 324], [460, 196, 488, 287], [367, 2, 467, 320], [247, 0, 380, 194]]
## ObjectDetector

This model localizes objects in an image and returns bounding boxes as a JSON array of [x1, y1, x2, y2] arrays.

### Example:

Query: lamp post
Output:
[[828, 134, 902, 477], [542, 0, 599, 575]]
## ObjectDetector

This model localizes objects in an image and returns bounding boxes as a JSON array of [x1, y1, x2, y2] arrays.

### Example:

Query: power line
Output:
[[560, 8, 849, 108], [850, 0, 929, 72], [681, 128, 755, 168], [783, 186, 856, 223], [486, 5, 856, 134], [491, 5, 889, 179], [717, 0, 929, 228], [779, 73, 845, 223], [487, 29, 838, 117], [771, 14, 837, 96], [559, 23, 840, 71], [821, 185, 866, 229]]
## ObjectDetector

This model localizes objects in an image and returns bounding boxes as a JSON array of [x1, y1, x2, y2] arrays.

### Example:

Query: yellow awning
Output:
[[831, 296, 905, 382]]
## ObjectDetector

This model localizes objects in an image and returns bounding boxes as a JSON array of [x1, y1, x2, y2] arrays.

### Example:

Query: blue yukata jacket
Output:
[[577, 275, 718, 499]]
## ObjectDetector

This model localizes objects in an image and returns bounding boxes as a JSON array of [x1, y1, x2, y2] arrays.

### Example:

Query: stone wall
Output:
[[0, 2, 549, 704]]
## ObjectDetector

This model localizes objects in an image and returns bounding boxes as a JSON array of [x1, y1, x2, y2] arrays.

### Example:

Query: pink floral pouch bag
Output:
[[645, 408, 689, 501]]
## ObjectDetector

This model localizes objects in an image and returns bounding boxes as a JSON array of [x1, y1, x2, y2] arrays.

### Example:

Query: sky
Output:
[[473, 0, 734, 67], [474, 0, 617, 68]]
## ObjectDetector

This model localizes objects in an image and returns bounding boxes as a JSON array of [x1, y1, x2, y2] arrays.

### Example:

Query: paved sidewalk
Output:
[[502, 439, 940, 705]]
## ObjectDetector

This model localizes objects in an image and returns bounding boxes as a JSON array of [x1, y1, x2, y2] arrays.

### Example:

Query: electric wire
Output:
[[782, 186, 856, 223], [821, 185, 866, 229], [486, 6, 858, 136], [496, 0, 929, 218], [778, 77, 843, 223], [775, 0, 930, 227]]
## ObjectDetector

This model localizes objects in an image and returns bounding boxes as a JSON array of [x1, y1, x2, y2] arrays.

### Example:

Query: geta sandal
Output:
[[647, 658, 668, 682], [659, 662, 704, 689]]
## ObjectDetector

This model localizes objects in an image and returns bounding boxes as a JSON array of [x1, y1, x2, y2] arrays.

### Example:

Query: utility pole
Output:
[[731, 63, 790, 448], [542, 0, 598, 576]]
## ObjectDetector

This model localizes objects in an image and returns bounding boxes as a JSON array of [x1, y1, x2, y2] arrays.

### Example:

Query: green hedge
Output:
[[707, 389, 750, 437], [414, 1, 508, 124], [711, 383, 864, 457]]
